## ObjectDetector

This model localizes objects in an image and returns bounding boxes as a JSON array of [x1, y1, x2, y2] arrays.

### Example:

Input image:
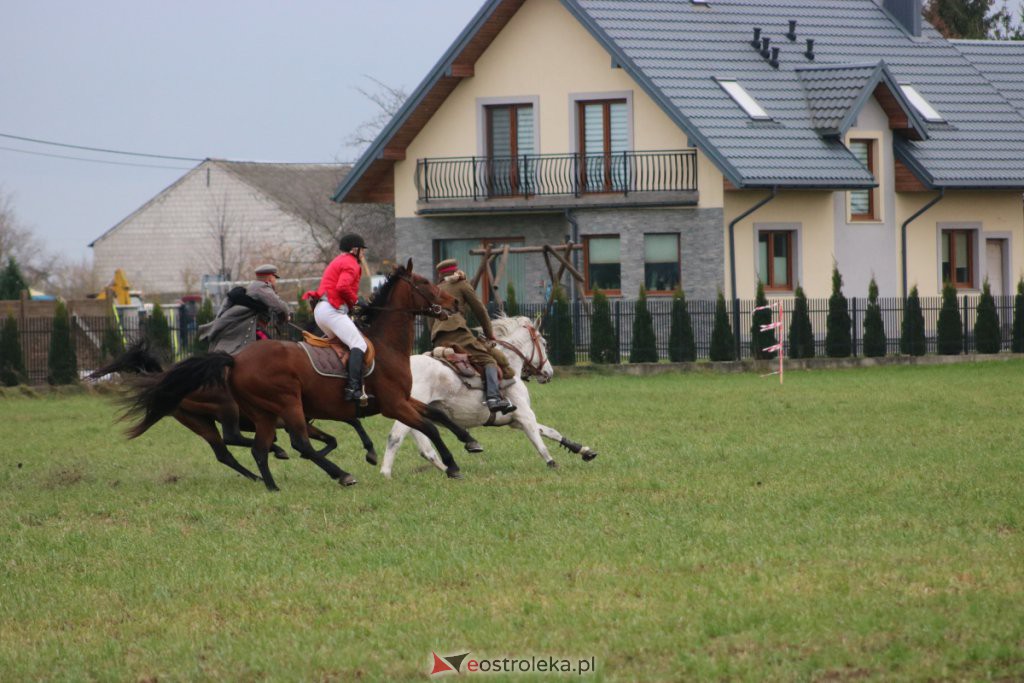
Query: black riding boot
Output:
[[345, 348, 365, 403], [484, 365, 515, 414]]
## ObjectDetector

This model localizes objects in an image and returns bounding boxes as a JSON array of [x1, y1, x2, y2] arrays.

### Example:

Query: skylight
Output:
[[717, 79, 771, 120], [900, 85, 944, 122]]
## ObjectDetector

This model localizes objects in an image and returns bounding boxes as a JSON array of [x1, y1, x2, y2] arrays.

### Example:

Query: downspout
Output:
[[728, 187, 778, 358], [900, 188, 944, 298]]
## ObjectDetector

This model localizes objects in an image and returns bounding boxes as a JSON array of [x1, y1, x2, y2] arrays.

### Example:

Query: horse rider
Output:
[[309, 233, 368, 403], [198, 263, 291, 355], [431, 258, 516, 414]]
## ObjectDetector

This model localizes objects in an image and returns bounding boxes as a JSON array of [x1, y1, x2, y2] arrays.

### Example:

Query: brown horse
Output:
[[92, 341, 378, 482], [123, 260, 478, 490]]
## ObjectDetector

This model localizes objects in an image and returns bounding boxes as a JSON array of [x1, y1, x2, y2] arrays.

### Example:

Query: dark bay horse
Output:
[[123, 261, 477, 490], [90, 341, 378, 482]]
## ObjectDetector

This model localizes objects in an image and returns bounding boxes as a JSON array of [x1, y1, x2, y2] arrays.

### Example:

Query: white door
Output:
[[986, 239, 1005, 296]]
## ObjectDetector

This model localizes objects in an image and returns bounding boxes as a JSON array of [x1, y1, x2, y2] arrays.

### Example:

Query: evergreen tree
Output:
[[505, 283, 520, 316], [1012, 278, 1024, 353], [47, 300, 78, 384], [750, 280, 777, 359], [193, 297, 216, 352], [900, 286, 927, 356], [709, 290, 736, 361], [862, 277, 887, 358], [629, 287, 658, 363], [546, 284, 575, 366], [589, 289, 618, 364], [974, 278, 1002, 353], [0, 314, 26, 386], [936, 280, 963, 355], [145, 303, 173, 363], [924, 0, 1004, 38], [416, 318, 432, 354], [0, 257, 29, 300], [668, 287, 696, 362], [788, 285, 815, 359], [824, 265, 852, 357], [100, 307, 125, 361]]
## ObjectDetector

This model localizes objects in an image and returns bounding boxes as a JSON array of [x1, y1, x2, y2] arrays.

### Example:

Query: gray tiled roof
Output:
[[951, 39, 1024, 118], [567, 0, 1024, 188], [797, 64, 881, 133], [217, 160, 350, 228]]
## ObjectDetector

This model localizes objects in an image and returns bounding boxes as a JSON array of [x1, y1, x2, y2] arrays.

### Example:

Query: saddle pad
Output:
[[299, 342, 347, 378]]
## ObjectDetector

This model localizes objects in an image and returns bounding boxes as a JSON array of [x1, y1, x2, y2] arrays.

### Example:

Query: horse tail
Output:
[[120, 353, 234, 439], [88, 339, 164, 379]]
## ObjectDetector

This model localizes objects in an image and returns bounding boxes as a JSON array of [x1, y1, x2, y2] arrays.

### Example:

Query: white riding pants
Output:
[[314, 300, 367, 352]]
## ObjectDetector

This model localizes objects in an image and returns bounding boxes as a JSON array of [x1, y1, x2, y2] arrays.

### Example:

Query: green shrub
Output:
[[750, 280, 777, 359], [100, 307, 125, 361], [629, 287, 658, 363], [193, 298, 216, 352], [862, 277, 887, 358], [0, 314, 26, 386], [900, 286, 926, 356], [547, 284, 575, 366], [936, 280, 963, 355], [0, 257, 29, 300], [974, 279, 1001, 354], [788, 286, 815, 359], [668, 287, 696, 362], [48, 301, 78, 385], [589, 290, 618, 364], [1012, 279, 1024, 353], [505, 283, 520, 316], [825, 265, 851, 358], [145, 303, 174, 363], [709, 291, 735, 361]]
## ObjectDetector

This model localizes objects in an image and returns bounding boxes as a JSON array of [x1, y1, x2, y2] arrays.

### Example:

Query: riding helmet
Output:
[[339, 233, 367, 252]]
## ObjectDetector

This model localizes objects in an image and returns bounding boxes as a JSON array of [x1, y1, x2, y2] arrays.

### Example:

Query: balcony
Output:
[[415, 149, 698, 213]]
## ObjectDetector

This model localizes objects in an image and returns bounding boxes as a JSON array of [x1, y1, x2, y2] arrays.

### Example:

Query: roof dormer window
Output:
[[717, 79, 771, 120], [900, 85, 944, 122]]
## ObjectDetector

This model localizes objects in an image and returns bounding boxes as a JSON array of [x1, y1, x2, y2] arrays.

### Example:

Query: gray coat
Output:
[[198, 281, 291, 355]]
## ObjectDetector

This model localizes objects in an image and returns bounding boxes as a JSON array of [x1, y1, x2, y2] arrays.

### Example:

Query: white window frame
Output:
[[716, 79, 771, 120], [900, 85, 944, 123]]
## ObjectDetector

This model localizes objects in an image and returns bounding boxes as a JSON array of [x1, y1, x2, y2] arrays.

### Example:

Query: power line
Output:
[[0, 131, 204, 162], [0, 145, 195, 170]]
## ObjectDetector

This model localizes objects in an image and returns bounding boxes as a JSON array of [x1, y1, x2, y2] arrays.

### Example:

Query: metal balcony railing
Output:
[[415, 149, 698, 202]]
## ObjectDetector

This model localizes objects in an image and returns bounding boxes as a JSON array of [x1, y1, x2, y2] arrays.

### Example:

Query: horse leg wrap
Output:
[[559, 437, 582, 453]]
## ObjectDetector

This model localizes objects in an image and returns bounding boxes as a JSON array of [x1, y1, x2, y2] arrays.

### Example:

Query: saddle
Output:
[[425, 346, 516, 390], [299, 331, 376, 379]]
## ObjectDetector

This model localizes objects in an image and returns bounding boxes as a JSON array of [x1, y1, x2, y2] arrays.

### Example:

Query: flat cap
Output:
[[436, 258, 459, 273], [254, 264, 278, 276]]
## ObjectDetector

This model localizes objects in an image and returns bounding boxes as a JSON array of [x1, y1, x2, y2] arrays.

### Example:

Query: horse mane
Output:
[[489, 314, 533, 340], [357, 266, 406, 328]]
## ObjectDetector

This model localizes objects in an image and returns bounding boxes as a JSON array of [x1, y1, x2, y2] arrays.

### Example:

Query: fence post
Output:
[[851, 297, 858, 357], [732, 297, 741, 360], [962, 295, 969, 354]]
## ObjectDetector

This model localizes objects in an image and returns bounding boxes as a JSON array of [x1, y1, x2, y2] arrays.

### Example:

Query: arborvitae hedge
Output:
[[589, 289, 618, 364], [145, 303, 173, 363], [0, 314, 26, 386], [629, 287, 658, 363], [974, 279, 1001, 354], [193, 298, 216, 352], [668, 287, 696, 362], [936, 280, 963, 355], [0, 257, 29, 300], [862, 277, 886, 358], [900, 286, 926, 356], [750, 280, 777, 359], [100, 307, 125, 361], [1012, 278, 1024, 353], [547, 284, 575, 366], [788, 286, 815, 359], [825, 265, 851, 358], [48, 300, 78, 385], [709, 291, 735, 361], [505, 283, 520, 316]]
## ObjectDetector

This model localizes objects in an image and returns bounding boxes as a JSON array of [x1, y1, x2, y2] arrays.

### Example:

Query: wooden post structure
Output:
[[468, 242, 585, 309]]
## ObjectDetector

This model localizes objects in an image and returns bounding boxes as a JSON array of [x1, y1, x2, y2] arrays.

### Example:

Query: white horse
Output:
[[380, 315, 598, 477]]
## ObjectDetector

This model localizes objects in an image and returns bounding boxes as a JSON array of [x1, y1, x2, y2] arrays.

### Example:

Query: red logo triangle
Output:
[[431, 652, 455, 675]]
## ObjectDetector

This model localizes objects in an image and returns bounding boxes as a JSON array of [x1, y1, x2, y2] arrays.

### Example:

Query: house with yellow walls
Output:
[[333, 0, 1024, 307]]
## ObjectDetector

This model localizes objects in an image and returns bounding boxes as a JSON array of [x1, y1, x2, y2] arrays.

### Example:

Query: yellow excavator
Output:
[[96, 269, 133, 306]]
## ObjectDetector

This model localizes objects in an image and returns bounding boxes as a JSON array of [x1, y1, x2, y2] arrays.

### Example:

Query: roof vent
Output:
[[786, 20, 797, 41], [760, 36, 771, 59], [804, 38, 815, 60], [750, 27, 762, 48], [769, 47, 780, 68]]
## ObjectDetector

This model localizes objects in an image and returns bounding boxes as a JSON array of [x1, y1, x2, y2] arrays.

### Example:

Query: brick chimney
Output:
[[882, 0, 922, 37]]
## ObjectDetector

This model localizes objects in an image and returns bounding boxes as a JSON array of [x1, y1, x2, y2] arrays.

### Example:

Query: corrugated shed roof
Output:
[[951, 39, 1024, 118], [569, 0, 1024, 188]]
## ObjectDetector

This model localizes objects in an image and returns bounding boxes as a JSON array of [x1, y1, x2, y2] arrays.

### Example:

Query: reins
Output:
[[360, 273, 450, 319], [495, 322, 548, 379]]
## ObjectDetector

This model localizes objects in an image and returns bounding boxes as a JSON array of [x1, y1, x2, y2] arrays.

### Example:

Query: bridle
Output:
[[362, 272, 451, 319], [495, 321, 549, 380]]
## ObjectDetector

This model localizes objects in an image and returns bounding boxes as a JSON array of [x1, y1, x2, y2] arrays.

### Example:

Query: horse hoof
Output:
[[582, 449, 598, 462], [465, 440, 483, 453], [547, 460, 559, 469], [273, 452, 290, 461], [265, 484, 280, 492], [365, 450, 378, 466], [446, 467, 463, 479], [340, 474, 358, 486]]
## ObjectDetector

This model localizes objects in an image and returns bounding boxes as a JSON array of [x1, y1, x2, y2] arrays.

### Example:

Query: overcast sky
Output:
[[3, 0, 1023, 265]]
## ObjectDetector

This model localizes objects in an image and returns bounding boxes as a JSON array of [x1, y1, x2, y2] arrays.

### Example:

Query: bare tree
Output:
[[202, 193, 249, 281], [345, 76, 410, 154], [0, 187, 54, 287], [49, 255, 102, 300]]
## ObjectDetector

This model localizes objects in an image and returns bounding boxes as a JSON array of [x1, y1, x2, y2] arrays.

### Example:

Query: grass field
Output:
[[1, 362, 1023, 681]]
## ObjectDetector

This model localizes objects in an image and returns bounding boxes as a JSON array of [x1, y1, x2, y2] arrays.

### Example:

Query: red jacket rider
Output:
[[316, 252, 361, 309]]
